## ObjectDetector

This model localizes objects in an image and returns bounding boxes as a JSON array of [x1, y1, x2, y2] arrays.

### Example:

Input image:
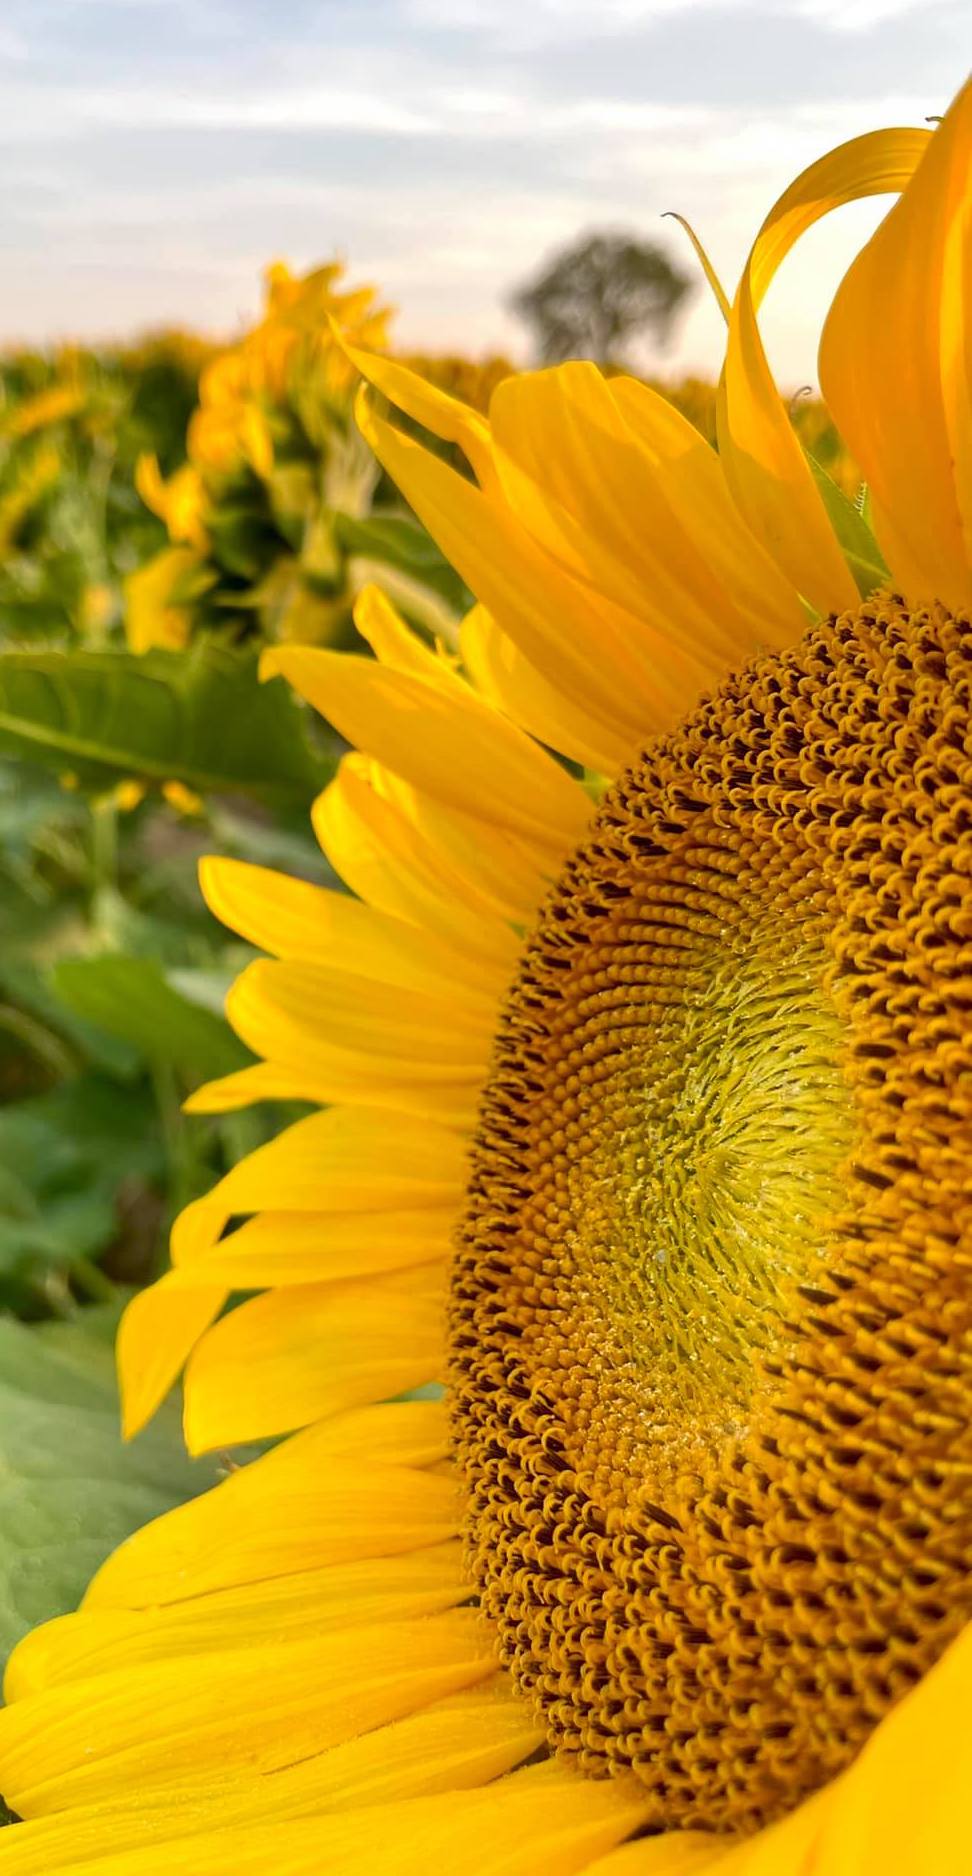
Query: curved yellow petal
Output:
[[374, 760, 574, 922], [224, 956, 489, 1122], [0, 1764, 652, 1875], [488, 364, 798, 669], [315, 754, 527, 959], [719, 124, 930, 614], [8, 1545, 469, 1697], [0, 1612, 493, 1817], [262, 644, 589, 854], [352, 581, 459, 689], [170, 1105, 465, 1265], [607, 376, 804, 646], [116, 1274, 226, 1441], [580, 1836, 720, 1875], [119, 1109, 464, 1437], [182, 1060, 320, 1113], [355, 393, 659, 762], [337, 335, 494, 481], [182, 1265, 446, 1450], [820, 82, 972, 607], [460, 604, 617, 776], [170, 1206, 451, 1288], [198, 855, 505, 1004], [83, 1407, 454, 1609], [0, 1687, 539, 1871]]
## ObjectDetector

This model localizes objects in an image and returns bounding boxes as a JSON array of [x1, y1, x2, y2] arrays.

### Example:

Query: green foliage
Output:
[[52, 956, 248, 1080], [336, 511, 470, 625], [806, 454, 890, 599], [0, 1076, 162, 1286], [0, 1310, 218, 1668], [0, 642, 331, 804]]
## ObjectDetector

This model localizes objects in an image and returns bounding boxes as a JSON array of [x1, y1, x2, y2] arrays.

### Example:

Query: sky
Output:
[[0, 0, 968, 387]]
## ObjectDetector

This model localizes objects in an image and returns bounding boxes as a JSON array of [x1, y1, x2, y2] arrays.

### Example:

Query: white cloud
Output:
[[794, 0, 928, 27], [0, 0, 953, 383], [407, 0, 735, 26]]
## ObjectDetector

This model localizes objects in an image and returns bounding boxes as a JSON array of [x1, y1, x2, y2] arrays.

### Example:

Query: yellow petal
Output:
[[352, 581, 458, 689], [116, 1274, 226, 1441], [262, 643, 589, 854], [121, 1109, 463, 1436], [198, 855, 503, 1003], [81, 1412, 455, 1610], [8, 1543, 469, 1696], [355, 394, 652, 763], [315, 753, 526, 959], [172, 1104, 466, 1263], [580, 1836, 720, 1875], [607, 376, 804, 646], [224, 956, 489, 1120], [0, 1763, 652, 1876], [319, 750, 566, 935], [820, 84, 972, 607], [719, 124, 929, 613], [169, 1205, 451, 1288], [182, 1264, 446, 1449], [0, 1686, 540, 1871], [488, 365, 797, 670], [339, 335, 494, 480], [378, 759, 571, 922], [182, 1060, 319, 1113], [123, 547, 195, 654], [460, 604, 620, 777], [0, 1612, 494, 1816]]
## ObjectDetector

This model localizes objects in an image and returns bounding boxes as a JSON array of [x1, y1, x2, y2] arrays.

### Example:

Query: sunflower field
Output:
[[0, 77, 970, 1876]]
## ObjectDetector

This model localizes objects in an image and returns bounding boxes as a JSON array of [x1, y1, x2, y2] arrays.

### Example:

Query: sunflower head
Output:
[[128, 259, 392, 653], [455, 592, 972, 1833]]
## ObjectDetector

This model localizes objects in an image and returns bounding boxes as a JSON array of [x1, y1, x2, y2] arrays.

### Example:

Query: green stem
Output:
[[90, 798, 118, 896], [150, 1058, 197, 1250], [69, 1255, 117, 1305]]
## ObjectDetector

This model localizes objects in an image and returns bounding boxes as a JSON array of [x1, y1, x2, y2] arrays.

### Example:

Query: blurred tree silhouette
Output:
[[510, 231, 692, 368]]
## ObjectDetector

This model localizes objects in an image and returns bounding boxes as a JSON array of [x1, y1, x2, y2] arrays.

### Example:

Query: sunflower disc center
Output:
[[569, 931, 853, 1477], [451, 598, 972, 1835]]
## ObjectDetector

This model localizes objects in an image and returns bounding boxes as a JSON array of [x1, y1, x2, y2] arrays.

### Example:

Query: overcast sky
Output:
[[1, 1, 968, 386]]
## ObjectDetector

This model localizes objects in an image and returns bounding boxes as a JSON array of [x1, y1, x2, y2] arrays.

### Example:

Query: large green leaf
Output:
[[0, 641, 331, 804], [0, 1312, 218, 1666], [51, 955, 250, 1081]]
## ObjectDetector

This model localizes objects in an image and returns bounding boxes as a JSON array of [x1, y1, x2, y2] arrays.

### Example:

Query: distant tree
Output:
[[509, 231, 692, 369]]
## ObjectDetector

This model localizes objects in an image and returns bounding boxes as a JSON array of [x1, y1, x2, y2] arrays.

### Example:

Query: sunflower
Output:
[[1, 84, 971, 1876], [127, 260, 394, 654]]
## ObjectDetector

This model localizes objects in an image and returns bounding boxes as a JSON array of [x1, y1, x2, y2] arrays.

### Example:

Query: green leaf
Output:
[[0, 1075, 163, 1278], [336, 511, 469, 614], [50, 955, 249, 1080], [806, 454, 889, 599], [0, 1313, 218, 1667], [0, 640, 330, 804], [0, 961, 139, 1080]]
